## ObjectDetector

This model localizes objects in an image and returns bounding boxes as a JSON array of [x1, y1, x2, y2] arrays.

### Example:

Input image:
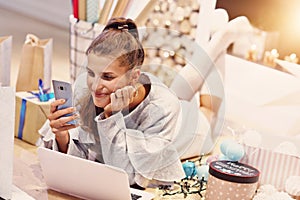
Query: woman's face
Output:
[[86, 53, 132, 108]]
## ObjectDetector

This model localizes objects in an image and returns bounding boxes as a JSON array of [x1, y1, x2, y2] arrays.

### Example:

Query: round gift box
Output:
[[205, 160, 260, 200]]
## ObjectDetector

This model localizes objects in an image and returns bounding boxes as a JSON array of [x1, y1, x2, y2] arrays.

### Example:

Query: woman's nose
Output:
[[92, 76, 104, 91]]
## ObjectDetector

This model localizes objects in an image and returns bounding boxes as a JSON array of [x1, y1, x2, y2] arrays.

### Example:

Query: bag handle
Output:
[[25, 34, 39, 45]]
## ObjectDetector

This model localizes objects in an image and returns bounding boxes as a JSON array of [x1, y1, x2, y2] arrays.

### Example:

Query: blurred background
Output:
[[217, 0, 300, 60], [1, 0, 299, 86]]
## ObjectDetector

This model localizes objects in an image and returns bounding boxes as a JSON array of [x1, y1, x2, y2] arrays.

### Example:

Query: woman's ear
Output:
[[130, 68, 141, 84]]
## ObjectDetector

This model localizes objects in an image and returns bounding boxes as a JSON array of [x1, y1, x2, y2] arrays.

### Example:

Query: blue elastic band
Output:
[[18, 99, 27, 139]]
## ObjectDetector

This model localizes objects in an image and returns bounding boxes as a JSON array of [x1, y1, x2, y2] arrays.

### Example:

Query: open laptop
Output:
[[37, 147, 154, 200]]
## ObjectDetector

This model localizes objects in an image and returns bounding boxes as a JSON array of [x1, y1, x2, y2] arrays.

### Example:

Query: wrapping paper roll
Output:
[[111, 0, 129, 18], [86, 0, 99, 23], [98, 0, 114, 24]]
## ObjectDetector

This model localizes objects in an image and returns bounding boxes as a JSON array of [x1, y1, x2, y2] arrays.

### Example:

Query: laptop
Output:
[[37, 147, 154, 200]]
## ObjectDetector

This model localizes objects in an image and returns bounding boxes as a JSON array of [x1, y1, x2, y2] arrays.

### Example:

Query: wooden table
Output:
[[13, 138, 163, 199], [13, 138, 82, 200], [13, 137, 220, 200]]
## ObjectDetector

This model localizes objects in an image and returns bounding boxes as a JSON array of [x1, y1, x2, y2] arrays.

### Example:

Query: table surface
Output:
[[15, 138, 164, 200], [13, 138, 81, 200], [14, 138, 211, 200]]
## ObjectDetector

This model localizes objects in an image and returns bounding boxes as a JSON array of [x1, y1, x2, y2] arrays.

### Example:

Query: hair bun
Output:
[[104, 17, 139, 40]]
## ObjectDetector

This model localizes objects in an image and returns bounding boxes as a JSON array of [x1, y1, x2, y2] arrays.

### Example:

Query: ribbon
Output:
[[27, 91, 54, 102], [17, 99, 27, 139], [27, 79, 54, 102]]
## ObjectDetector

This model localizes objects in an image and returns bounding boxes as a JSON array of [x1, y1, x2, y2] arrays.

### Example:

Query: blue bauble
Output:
[[218, 154, 230, 161], [226, 143, 245, 161], [182, 161, 197, 178], [220, 139, 235, 155]]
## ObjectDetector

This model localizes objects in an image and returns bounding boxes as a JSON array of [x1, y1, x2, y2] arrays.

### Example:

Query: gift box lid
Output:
[[209, 160, 260, 183]]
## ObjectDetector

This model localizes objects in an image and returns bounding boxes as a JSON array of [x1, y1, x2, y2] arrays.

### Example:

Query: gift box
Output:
[[240, 133, 300, 191], [14, 91, 52, 145], [205, 160, 260, 200]]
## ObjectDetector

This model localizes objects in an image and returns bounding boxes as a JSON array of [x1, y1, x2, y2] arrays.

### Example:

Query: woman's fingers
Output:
[[50, 99, 65, 113], [51, 124, 76, 134], [110, 86, 136, 112], [48, 107, 76, 121], [49, 115, 77, 129]]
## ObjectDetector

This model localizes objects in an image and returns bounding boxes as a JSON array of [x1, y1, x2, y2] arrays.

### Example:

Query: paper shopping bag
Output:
[[16, 34, 52, 92], [0, 36, 12, 86], [0, 87, 15, 199]]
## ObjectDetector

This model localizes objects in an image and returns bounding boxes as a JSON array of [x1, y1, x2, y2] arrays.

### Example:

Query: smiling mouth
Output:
[[94, 92, 110, 98]]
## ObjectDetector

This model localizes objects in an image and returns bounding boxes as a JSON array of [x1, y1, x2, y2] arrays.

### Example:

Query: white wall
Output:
[[0, 0, 71, 29]]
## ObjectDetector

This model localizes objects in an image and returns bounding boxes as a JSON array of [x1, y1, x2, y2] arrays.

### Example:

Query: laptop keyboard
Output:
[[131, 193, 142, 200]]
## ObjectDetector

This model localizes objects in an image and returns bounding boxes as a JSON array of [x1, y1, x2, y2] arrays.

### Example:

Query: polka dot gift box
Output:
[[205, 160, 260, 200]]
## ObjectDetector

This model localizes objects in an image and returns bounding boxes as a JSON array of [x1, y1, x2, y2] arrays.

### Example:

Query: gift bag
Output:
[[0, 36, 12, 86], [0, 87, 15, 199], [16, 34, 52, 92]]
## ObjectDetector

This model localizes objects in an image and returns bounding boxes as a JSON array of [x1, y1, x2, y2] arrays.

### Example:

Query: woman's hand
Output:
[[104, 86, 136, 118], [47, 99, 78, 152]]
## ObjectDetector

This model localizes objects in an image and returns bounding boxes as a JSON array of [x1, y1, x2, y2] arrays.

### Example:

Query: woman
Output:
[[39, 14, 252, 187], [40, 18, 188, 187]]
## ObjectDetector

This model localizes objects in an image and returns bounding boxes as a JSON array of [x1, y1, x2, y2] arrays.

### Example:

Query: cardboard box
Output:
[[15, 92, 51, 145]]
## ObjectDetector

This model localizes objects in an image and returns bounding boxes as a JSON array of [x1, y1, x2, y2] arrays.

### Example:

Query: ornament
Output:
[[182, 161, 197, 178], [220, 139, 245, 162], [226, 143, 245, 162], [197, 165, 209, 181]]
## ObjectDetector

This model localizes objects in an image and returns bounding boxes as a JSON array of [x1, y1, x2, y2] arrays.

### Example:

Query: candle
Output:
[[245, 44, 258, 62], [284, 53, 299, 64], [263, 49, 279, 67]]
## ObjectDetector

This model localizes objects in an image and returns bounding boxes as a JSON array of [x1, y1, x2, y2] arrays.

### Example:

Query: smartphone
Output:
[[52, 80, 76, 124]]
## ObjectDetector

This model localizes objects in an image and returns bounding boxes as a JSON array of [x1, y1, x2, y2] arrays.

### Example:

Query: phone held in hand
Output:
[[52, 80, 76, 125]]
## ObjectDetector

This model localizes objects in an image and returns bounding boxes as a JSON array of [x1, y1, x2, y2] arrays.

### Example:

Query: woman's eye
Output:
[[101, 74, 114, 80], [87, 70, 95, 77]]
